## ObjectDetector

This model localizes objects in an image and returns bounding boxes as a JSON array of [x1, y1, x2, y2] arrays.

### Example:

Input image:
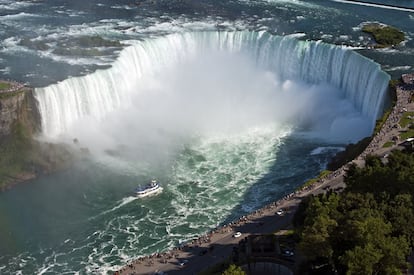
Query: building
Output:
[[237, 234, 295, 275]]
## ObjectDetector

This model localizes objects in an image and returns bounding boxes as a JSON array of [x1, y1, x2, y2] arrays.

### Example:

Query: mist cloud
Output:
[[62, 49, 372, 163]]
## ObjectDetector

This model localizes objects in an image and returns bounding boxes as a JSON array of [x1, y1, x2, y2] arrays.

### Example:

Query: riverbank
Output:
[[115, 76, 414, 275]]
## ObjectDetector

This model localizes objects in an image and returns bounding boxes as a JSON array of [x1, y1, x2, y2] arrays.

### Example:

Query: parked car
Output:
[[282, 249, 294, 257], [178, 259, 188, 266], [233, 231, 242, 238]]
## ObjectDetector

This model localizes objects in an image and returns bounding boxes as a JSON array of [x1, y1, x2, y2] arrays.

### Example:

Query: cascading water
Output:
[[4, 32, 394, 275], [34, 31, 390, 139]]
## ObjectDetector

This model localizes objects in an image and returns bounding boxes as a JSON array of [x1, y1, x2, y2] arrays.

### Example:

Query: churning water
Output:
[[0, 0, 411, 273]]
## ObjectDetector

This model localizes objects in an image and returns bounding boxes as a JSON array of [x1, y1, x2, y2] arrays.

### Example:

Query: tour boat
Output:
[[134, 179, 163, 197]]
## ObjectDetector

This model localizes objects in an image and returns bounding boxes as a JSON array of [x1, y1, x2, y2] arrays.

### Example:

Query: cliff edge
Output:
[[0, 80, 72, 190]]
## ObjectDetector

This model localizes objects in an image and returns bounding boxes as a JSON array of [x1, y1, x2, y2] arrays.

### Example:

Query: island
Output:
[[362, 23, 405, 47]]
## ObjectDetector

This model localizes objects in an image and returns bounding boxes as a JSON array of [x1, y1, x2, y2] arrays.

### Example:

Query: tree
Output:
[[299, 214, 337, 260], [222, 264, 246, 275], [341, 244, 382, 275], [299, 194, 339, 262], [297, 150, 414, 274], [385, 194, 414, 245]]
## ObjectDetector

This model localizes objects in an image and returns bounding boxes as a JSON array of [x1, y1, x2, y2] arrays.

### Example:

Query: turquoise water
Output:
[[0, 127, 342, 274]]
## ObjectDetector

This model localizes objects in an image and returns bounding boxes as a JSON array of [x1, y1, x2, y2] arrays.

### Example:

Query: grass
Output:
[[400, 129, 414, 141], [374, 109, 392, 135], [0, 90, 24, 99], [0, 82, 11, 90], [298, 170, 331, 190], [383, 141, 394, 148], [399, 112, 414, 128], [362, 24, 405, 47]]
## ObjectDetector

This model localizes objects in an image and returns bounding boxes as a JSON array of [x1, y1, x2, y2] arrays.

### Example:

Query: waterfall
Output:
[[34, 31, 390, 138]]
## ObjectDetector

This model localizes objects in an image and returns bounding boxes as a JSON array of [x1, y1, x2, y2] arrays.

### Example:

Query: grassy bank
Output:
[[0, 82, 11, 90], [298, 170, 331, 191]]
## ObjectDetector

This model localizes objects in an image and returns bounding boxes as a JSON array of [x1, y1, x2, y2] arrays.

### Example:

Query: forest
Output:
[[294, 150, 414, 274]]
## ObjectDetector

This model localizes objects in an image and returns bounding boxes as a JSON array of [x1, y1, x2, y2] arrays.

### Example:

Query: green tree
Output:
[[299, 194, 339, 262], [222, 264, 246, 275], [297, 150, 414, 274], [341, 236, 409, 275], [342, 244, 382, 275], [386, 194, 414, 245], [378, 236, 410, 274], [299, 213, 337, 260]]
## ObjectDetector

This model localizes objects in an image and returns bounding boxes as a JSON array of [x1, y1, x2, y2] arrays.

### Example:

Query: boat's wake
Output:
[[89, 196, 138, 221]]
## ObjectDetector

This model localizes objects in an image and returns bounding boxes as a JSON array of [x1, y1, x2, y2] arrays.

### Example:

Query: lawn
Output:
[[400, 129, 414, 141], [0, 82, 11, 91], [383, 141, 394, 148], [399, 112, 414, 128]]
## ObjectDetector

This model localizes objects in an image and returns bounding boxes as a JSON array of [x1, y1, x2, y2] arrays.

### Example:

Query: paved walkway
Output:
[[354, 85, 414, 166], [115, 83, 414, 275]]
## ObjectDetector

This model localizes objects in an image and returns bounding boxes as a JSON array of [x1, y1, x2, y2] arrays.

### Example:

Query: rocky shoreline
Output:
[[115, 75, 414, 275]]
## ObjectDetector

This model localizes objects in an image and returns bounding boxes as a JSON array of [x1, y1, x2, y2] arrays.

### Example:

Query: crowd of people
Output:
[[360, 85, 413, 159]]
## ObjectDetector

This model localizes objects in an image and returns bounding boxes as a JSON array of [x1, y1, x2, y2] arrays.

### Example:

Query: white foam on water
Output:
[[101, 196, 139, 216], [242, 0, 325, 10], [310, 146, 344, 155], [168, 124, 292, 235], [331, 0, 414, 13], [0, 1, 36, 11], [286, 32, 306, 38], [0, 12, 40, 20], [384, 65, 412, 72]]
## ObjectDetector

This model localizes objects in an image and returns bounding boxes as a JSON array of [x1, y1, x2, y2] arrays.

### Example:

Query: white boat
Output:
[[134, 179, 163, 197]]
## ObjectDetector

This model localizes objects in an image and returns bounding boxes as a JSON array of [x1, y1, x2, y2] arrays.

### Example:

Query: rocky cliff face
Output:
[[0, 81, 72, 190], [0, 86, 40, 138]]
